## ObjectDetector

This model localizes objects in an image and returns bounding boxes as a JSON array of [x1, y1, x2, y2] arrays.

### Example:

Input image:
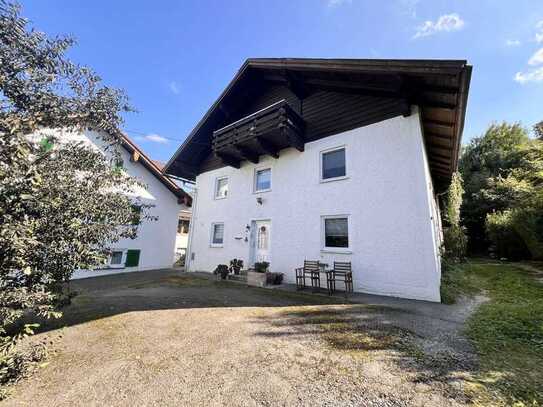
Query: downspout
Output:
[[185, 185, 198, 272]]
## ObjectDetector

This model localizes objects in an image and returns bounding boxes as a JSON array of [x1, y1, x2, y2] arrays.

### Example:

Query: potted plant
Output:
[[214, 264, 229, 280], [266, 272, 284, 285], [229, 258, 244, 275], [247, 261, 270, 287]]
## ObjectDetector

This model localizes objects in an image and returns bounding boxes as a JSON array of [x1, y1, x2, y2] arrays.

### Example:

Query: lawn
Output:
[[442, 261, 543, 406]]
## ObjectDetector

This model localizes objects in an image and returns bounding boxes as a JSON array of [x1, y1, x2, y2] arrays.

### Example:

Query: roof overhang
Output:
[[164, 58, 471, 190]]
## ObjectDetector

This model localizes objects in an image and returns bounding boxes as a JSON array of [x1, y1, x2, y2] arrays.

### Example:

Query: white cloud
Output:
[[327, 0, 351, 7], [169, 81, 180, 95], [505, 39, 521, 47], [413, 13, 465, 39], [514, 67, 543, 84], [528, 47, 543, 66], [536, 20, 543, 43], [136, 133, 169, 144]]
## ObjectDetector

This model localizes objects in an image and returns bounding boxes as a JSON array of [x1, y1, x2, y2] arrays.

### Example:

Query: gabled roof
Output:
[[164, 58, 471, 189], [119, 132, 192, 205]]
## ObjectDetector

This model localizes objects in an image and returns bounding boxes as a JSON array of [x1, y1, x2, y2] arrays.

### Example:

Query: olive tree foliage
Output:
[[0, 1, 153, 388], [534, 121, 543, 140], [442, 172, 467, 262]]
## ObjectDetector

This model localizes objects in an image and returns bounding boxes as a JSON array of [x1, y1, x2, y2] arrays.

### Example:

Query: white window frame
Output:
[[210, 222, 225, 248], [320, 145, 348, 183], [253, 167, 272, 193], [214, 176, 229, 200], [108, 249, 127, 269], [321, 215, 352, 253]]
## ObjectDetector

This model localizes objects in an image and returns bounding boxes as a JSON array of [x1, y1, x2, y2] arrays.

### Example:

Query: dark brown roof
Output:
[[119, 132, 192, 205], [164, 58, 471, 190]]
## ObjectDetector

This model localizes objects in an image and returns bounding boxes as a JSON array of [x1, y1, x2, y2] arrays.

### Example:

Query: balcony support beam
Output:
[[216, 152, 240, 169], [234, 144, 259, 164], [255, 137, 280, 159], [283, 127, 304, 152]]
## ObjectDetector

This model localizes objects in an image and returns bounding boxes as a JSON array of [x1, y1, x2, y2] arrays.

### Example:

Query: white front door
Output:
[[251, 220, 271, 265]]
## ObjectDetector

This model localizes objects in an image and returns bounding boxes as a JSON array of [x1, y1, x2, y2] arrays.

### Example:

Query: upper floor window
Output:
[[321, 146, 346, 182], [215, 176, 228, 199], [254, 168, 271, 192]]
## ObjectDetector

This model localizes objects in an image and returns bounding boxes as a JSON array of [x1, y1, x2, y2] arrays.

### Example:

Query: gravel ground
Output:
[[3, 270, 483, 407]]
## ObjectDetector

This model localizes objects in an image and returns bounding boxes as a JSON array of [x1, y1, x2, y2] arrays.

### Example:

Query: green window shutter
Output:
[[40, 137, 54, 152], [125, 249, 141, 267]]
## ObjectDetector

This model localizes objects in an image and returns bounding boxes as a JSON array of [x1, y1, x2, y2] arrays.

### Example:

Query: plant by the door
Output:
[[229, 258, 244, 275], [253, 261, 270, 273]]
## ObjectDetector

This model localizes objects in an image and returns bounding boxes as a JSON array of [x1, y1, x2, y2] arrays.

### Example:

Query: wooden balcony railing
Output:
[[211, 99, 305, 168]]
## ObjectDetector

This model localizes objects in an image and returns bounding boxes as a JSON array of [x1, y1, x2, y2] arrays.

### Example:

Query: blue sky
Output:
[[21, 0, 543, 162]]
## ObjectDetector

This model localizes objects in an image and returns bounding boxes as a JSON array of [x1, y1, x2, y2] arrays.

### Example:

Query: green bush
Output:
[[486, 211, 531, 260]]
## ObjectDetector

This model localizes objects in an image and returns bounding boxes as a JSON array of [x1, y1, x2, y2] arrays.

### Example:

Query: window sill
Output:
[[214, 196, 228, 200], [253, 189, 271, 194], [320, 175, 349, 184], [210, 244, 224, 248], [321, 248, 352, 254]]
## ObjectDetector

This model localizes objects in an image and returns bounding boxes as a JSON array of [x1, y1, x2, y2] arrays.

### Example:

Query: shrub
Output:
[[229, 259, 243, 275], [254, 262, 269, 273], [486, 211, 531, 260], [266, 272, 284, 285], [214, 264, 229, 279]]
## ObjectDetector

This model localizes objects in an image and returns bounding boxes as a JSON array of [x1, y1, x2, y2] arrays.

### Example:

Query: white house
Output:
[[164, 58, 471, 302], [33, 128, 192, 279]]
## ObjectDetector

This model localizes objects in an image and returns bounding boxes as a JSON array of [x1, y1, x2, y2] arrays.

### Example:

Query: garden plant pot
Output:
[[247, 270, 267, 287]]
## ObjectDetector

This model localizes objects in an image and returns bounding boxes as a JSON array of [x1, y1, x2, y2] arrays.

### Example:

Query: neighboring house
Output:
[[164, 58, 471, 302], [152, 160, 192, 264], [33, 128, 192, 279]]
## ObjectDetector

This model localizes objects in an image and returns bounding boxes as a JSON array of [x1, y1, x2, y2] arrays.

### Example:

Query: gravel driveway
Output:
[[4, 270, 482, 407]]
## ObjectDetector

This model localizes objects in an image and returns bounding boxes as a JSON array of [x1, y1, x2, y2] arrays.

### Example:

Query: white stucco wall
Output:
[[32, 129, 181, 279], [187, 110, 442, 301]]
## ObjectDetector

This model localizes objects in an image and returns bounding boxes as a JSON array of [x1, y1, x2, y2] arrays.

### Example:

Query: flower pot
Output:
[[247, 270, 267, 287]]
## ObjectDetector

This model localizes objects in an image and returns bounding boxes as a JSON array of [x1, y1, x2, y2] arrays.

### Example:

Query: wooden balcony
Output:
[[211, 99, 305, 168]]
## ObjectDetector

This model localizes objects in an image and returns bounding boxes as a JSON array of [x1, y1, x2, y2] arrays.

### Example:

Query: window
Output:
[[322, 216, 350, 251], [215, 177, 228, 199], [178, 219, 190, 234], [321, 147, 346, 181], [110, 250, 124, 266], [254, 168, 271, 192], [211, 223, 224, 246]]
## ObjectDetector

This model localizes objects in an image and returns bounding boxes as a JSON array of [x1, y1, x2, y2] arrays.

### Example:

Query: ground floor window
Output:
[[322, 215, 350, 251], [211, 223, 224, 247]]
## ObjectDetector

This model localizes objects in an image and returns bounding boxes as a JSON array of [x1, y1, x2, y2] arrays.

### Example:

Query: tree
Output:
[[484, 141, 543, 259], [534, 121, 543, 140], [459, 122, 529, 252], [0, 1, 152, 391]]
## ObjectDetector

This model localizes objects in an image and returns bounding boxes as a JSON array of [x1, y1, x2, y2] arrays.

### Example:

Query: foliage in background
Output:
[[459, 121, 543, 259], [459, 122, 529, 253], [0, 1, 152, 393], [441, 172, 467, 262]]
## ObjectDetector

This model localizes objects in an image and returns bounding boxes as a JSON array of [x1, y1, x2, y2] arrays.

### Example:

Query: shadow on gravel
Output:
[[35, 270, 346, 334], [254, 306, 477, 404]]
